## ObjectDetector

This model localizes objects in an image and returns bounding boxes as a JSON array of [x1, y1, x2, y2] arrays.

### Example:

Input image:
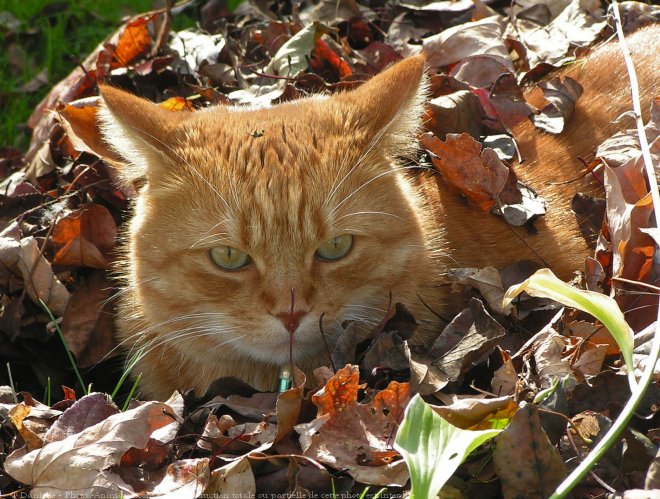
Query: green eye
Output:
[[209, 246, 250, 270], [316, 235, 353, 261]]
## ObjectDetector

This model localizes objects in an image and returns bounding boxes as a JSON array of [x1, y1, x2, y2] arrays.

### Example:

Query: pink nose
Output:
[[275, 310, 308, 334]]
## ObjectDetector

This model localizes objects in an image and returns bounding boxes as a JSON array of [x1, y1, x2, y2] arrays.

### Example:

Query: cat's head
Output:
[[100, 56, 435, 366]]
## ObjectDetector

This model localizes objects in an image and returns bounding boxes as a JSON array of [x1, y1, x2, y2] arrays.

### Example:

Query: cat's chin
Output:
[[238, 332, 330, 365]]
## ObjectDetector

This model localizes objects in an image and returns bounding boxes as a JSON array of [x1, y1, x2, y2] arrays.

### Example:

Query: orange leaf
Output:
[[52, 204, 117, 269], [311, 365, 363, 417], [9, 404, 44, 451], [313, 38, 352, 78], [159, 96, 195, 112], [61, 386, 77, 401], [58, 98, 122, 162], [112, 14, 157, 68], [421, 132, 509, 212]]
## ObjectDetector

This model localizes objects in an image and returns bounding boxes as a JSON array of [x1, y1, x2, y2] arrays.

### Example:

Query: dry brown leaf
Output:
[[61, 271, 115, 367], [567, 320, 620, 356], [206, 457, 256, 496], [4, 399, 179, 497], [505, 0, 606, 71], [430, 395, 517, 430], [422, 133, 509, 212], [16, 236, 70, 315], [9, 403, 45, 451], [432, 298, 506, 381], [450, 266, 512, 315], [296, 366, 410, 486], [530, 77, 583, 134], [534, 329, 575, 384], [423, 16, 508, 68], [423, 91, 484, 140], [493, 404, 567, 498], [45, 393, 119, 444], [274, 369, 305, 444], [491, 349, 518, 397], [58, 97, 121, 162], [52, 203, 117, 269], [572, 343, 607, 378]]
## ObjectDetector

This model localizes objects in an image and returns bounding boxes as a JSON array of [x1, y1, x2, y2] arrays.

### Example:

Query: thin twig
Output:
[[612, 276, 660, 293], [318, 312, 337, 373]]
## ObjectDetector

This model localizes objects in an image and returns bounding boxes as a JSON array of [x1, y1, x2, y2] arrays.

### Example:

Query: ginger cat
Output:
[[100, 25, 658, 399]]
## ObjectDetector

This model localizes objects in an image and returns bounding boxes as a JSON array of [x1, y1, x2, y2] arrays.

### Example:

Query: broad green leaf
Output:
[[503, 268, 635, 388], [394, 394, 501, 499], [267, 23, 327, 77]]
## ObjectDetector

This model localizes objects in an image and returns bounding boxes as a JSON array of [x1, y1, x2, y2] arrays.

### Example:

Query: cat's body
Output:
[[100, 25, 658, 399]]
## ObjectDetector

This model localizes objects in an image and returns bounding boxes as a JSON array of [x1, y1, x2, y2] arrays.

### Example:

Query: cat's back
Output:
[[424, 24, 658, 279]]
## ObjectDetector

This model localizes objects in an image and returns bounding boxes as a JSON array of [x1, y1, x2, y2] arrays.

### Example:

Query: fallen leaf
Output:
[[52, 203, 117, 269], [146, 458, 211, 498], [449, 266, 512, 315], [45, 392, 119, 444], [273, 369, 305, 444], [169, 29, 226, 77], [430, 395, 517, 430], [58, 97, 120, 162], [15, 236, 71, 315], [296, 366, 410, 486], [431, 298, 506, 382], [422, 133, 509, 212], [493, 404, 567, 498], [159, 96, 195, 112], [571, 192, 606, 246], [9, 403, 45, 451], [268, 22, 325, 76], [491, 349, 517, 397], [4, 399, 179, 496], [572, 342, 607, 378], [206, 457, 255, 495], [533, 329, 574, 384], [423, 91, 484, 140], [423, 16, 508, 68], [530, 77, 583, 134], [61, 271, 115, 367], [505, 0, 606, 72], [111, 13, 163, 69]]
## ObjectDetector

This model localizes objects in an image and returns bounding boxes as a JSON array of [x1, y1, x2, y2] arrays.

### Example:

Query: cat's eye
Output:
[[315, 235, 353, 261], [209, 246, 250, 270]]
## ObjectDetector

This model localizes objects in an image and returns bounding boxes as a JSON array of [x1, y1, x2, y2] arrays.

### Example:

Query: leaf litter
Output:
[[0, 0, 658, 497]]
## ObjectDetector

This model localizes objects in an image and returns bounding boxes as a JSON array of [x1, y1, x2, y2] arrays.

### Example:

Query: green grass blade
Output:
[[6, 363, 18, 403], [121, 372, 142, 411], [39, 299, 88, 395], [503, 268, 635, 388], [111, 347, 145, 400], [394, 394, 501, 498]]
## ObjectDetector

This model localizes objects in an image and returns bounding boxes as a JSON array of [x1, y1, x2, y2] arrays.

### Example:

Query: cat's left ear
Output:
[[98, 85, 186, 184], [335, 54, 428, 157]]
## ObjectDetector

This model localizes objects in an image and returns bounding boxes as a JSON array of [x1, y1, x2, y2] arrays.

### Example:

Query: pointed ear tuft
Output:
[[336, 54, 429, 157], [97, 85, 181, 184]]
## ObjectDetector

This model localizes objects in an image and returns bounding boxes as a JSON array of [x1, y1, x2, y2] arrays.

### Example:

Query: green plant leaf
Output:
[[394, 394, 501, 499], [503, 268, 635, 388]]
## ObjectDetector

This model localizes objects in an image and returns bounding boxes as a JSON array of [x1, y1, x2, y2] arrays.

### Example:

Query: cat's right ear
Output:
[[98, 85, 183, 184]]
